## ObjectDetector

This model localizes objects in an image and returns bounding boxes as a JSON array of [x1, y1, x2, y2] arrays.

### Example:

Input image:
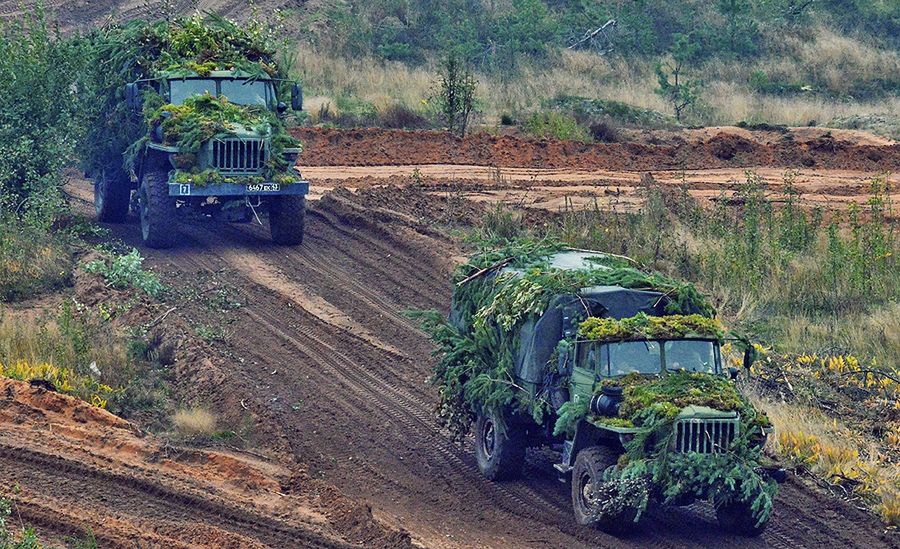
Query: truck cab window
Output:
[[220, 79, 269, 106], [170, 79, 216, 104]]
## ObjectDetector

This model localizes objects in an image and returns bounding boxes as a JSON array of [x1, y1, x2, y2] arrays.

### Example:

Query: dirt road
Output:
[[61, 172, 897, 548]]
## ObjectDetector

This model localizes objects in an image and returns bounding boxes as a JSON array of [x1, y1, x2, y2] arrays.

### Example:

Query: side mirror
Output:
[[277, 102, 287, 114], [291, 83, 303, 111], [124, 82, 141, 112]]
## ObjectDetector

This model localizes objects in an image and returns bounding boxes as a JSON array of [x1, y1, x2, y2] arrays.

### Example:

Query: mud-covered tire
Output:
[[572, 446, 638, 534], [474, 411, 526, 481], [269, 195, 306, 245], [716, 500, 768, 537], [94, 169, 131, 223], [138, 170, 177, 249]]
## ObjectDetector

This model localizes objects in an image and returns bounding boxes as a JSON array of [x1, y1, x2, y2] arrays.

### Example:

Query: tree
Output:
[[432, 52, 478, 136], [654, 34, 701, 122], [716, 0, 759, 56]]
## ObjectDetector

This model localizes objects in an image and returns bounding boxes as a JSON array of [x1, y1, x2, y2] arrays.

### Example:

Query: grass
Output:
[[0, 298, 171, 427], [172, 408, 217, 437], [0, 221, 72, 302], [293, 26, 900, 131]]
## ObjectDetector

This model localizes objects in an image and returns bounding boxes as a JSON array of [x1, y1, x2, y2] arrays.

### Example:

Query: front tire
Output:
[[94, 168, 130, 223], [139, 170, 177, 249], [474, 411, 526, 481], [716, 500, 769, 537], [572, 446, 638, 534], [269, 195, 306, 245]]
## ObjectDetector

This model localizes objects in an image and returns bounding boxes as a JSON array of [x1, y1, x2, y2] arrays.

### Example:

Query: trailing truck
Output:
[[428, 248, 785, 536]]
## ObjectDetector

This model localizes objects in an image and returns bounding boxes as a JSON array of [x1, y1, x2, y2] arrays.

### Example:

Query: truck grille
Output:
[[212, 138, 266, 175], [674, 418, 739, 454]]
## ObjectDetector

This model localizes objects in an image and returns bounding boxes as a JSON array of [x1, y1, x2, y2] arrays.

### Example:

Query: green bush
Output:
[[523, 111, 590, 141], [0, 8, 84, 226], [84, 249, 165, 298]]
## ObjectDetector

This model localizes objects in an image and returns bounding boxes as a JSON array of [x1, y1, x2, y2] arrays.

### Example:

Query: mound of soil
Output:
[[294, 127, 900, 172], [0, 377, 410, 548]]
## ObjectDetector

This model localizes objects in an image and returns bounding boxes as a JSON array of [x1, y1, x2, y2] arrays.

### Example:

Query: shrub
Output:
[[523, 111, 590, 141], [0, 498, 40, 549], [432, 52, 478, 136], [589, 118, 621, 142], [83, 249, 164, 298]]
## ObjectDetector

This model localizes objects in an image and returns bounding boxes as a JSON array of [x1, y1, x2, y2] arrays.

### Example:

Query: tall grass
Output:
[[293, 27, 900, 130]]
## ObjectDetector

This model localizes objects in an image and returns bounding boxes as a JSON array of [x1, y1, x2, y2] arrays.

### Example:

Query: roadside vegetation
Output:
[[291, 1, 900, 137], [474, 174, 898, 525], [0, 9, 174, 427]]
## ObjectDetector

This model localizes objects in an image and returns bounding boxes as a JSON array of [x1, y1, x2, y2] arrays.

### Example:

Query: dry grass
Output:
[[0, 304, 123, 374], [293, 25, 899, 129], [172, 408, 217, 437], [751, 396, 900, 525]]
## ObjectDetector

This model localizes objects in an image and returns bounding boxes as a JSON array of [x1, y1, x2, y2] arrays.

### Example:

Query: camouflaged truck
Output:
[[94, 69, 307, 248], [457, 251, 786, 536]]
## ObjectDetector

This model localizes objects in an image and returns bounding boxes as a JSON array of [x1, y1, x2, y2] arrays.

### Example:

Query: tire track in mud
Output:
[[0, 441, 359, 549]]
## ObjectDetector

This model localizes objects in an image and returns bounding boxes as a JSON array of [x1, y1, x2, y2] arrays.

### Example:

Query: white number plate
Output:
[[247, 183, 281, 192]]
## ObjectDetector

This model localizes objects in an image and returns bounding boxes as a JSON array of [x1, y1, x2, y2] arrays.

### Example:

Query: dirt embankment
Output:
[[0, 246, 412, 549], [293, 127, 900, 172]]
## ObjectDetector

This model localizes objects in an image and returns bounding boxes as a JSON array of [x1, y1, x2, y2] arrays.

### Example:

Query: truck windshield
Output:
[[583, 339, 721, 377], [170, 79, 216, 104], [608, 341, 661, 376], [664, 340, 718, 373], [220, 79, 269, 106]]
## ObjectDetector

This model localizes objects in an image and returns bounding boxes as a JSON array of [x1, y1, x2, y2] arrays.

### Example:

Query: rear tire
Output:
[[474, 411, 526, 481], [139, 170, 177, 249], [716, 500, 768, 537], [94, 168, 130, 223], [269, 195, 306, 245], [572, 446, 638, 534]]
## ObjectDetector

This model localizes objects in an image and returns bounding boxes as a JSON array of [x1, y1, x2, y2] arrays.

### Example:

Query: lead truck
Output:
[[84, 18, 308, 248], [423, 248, 785, 536]]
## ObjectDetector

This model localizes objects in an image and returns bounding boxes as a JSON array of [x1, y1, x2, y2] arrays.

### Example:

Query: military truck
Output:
[[421, 247, 784, 536], [82, 17, 308, 248]]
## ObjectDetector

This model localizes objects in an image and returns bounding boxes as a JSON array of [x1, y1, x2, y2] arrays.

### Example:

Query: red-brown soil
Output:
[[293, 126, 900, 172]]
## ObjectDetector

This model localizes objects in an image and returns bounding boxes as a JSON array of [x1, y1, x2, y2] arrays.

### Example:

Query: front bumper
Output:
[[168, 180, 310, 197]]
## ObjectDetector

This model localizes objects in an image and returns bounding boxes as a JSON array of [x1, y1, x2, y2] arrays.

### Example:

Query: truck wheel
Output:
[[94, 169, 130, 223], [474, 411, 526, 481], [138, 171, 177, 249], [716, 500, 768, 536], [572, 446, 638, 534], [269, 195, 306, 245]]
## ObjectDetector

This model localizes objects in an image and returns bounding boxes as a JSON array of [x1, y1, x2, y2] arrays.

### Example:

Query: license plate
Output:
[[247, 183, 280, 192]]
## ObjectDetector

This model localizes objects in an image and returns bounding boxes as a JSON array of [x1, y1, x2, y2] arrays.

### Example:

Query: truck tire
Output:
[[716, 500, 768, 536], [572, 446, 638, 534], [474, 411, 526, 481], [138, 170, 177, 249], [269, 195, 305, 245], [94, 169, 130, 223]]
